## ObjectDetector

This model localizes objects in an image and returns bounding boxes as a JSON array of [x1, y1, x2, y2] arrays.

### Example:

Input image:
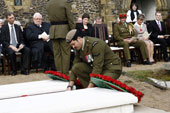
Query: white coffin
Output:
[[0, 88, 138, 113], [0, 80, 68, 99]]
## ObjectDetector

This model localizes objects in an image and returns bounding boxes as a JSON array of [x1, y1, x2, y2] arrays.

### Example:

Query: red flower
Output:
[[118, 21, 121, 25], [82, 29, 85, 31]]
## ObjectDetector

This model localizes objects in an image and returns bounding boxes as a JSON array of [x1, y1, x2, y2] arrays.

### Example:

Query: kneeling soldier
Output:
[[66, 29, 122, 90]]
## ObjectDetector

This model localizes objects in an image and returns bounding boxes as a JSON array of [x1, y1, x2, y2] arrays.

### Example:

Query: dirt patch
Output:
[[122, 61, 170, 112], [0, 73, 49, 85], [120, 75, 170, 112]]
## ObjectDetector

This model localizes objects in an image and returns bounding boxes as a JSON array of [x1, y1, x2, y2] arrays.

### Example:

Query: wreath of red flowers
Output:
[[45, 71, 144, 102], [90, 73, 144, 103], [45, 71, 83, 88]]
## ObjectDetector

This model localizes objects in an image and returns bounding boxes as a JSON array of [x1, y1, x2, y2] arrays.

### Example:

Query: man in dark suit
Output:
[[26, 12, 55, 71], [148, 11, 170, 62], [1, 12, 30, 75]]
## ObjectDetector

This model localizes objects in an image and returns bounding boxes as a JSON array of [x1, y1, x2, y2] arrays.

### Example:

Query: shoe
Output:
[[11, 71, 17, 76], [164, 58, 169, 62], [126, 61, 131, 67], [143, 60, 152, 65], [21, 70, 28, 75]]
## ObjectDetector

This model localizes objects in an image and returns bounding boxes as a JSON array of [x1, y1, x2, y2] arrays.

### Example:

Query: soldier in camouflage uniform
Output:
[[46, 0, 75, 74], [114, 13, 150, 67], [65, 29, 122, 90]]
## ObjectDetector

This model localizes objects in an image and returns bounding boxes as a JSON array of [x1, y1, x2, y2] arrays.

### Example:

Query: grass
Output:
[[125, 69, 170, 82]]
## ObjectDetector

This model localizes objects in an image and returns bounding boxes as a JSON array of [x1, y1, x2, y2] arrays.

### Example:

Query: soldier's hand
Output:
[[87, 83, 95, 88], [67, 81, 74, 91], [67, 86, 72, 91]]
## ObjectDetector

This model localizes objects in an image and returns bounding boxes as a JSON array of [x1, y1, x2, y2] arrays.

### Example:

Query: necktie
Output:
[[11, 26, 17, 47], [158, 21, 162, 31]]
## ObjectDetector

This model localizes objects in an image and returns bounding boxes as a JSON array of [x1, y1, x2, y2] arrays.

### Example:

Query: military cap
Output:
[[66, 29, 78, 43], [119, 13, 127, 18]]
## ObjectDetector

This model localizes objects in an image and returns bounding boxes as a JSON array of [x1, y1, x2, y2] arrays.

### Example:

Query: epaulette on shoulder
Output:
[[67, 0, 73, 3], [92, 41, 98, 47]]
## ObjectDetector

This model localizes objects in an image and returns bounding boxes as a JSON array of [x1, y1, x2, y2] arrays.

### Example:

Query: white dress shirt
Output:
[[126, 10, 142, 23], [8, 23, 18, 45]]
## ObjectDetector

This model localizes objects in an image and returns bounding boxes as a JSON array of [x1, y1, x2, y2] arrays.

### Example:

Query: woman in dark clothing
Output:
[[76, 13, 94, 37]]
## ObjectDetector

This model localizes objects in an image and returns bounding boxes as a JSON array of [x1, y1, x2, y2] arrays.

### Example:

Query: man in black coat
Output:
[[148, 11, 170, 62], [26, 12, 55, 70], [1, 12, 30, 75]]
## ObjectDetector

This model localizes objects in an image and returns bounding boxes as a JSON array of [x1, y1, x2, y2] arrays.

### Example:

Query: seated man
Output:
[[26, 12, 55, 70], [148, 11, 170, 62], [114, 13, 150, 67], [66, 29, 122, 90], [1, 12, 30, 75]]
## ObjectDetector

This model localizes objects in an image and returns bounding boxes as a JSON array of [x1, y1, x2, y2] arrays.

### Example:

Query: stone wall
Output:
[[0, 0, 8, 20], [0, 0, 169, 33], [0, 0, 101, 25], [71, 0, 100, 23], [0, 0, 50, 25], [167, 0, 170, 11], [100, 0, 124, 34]]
